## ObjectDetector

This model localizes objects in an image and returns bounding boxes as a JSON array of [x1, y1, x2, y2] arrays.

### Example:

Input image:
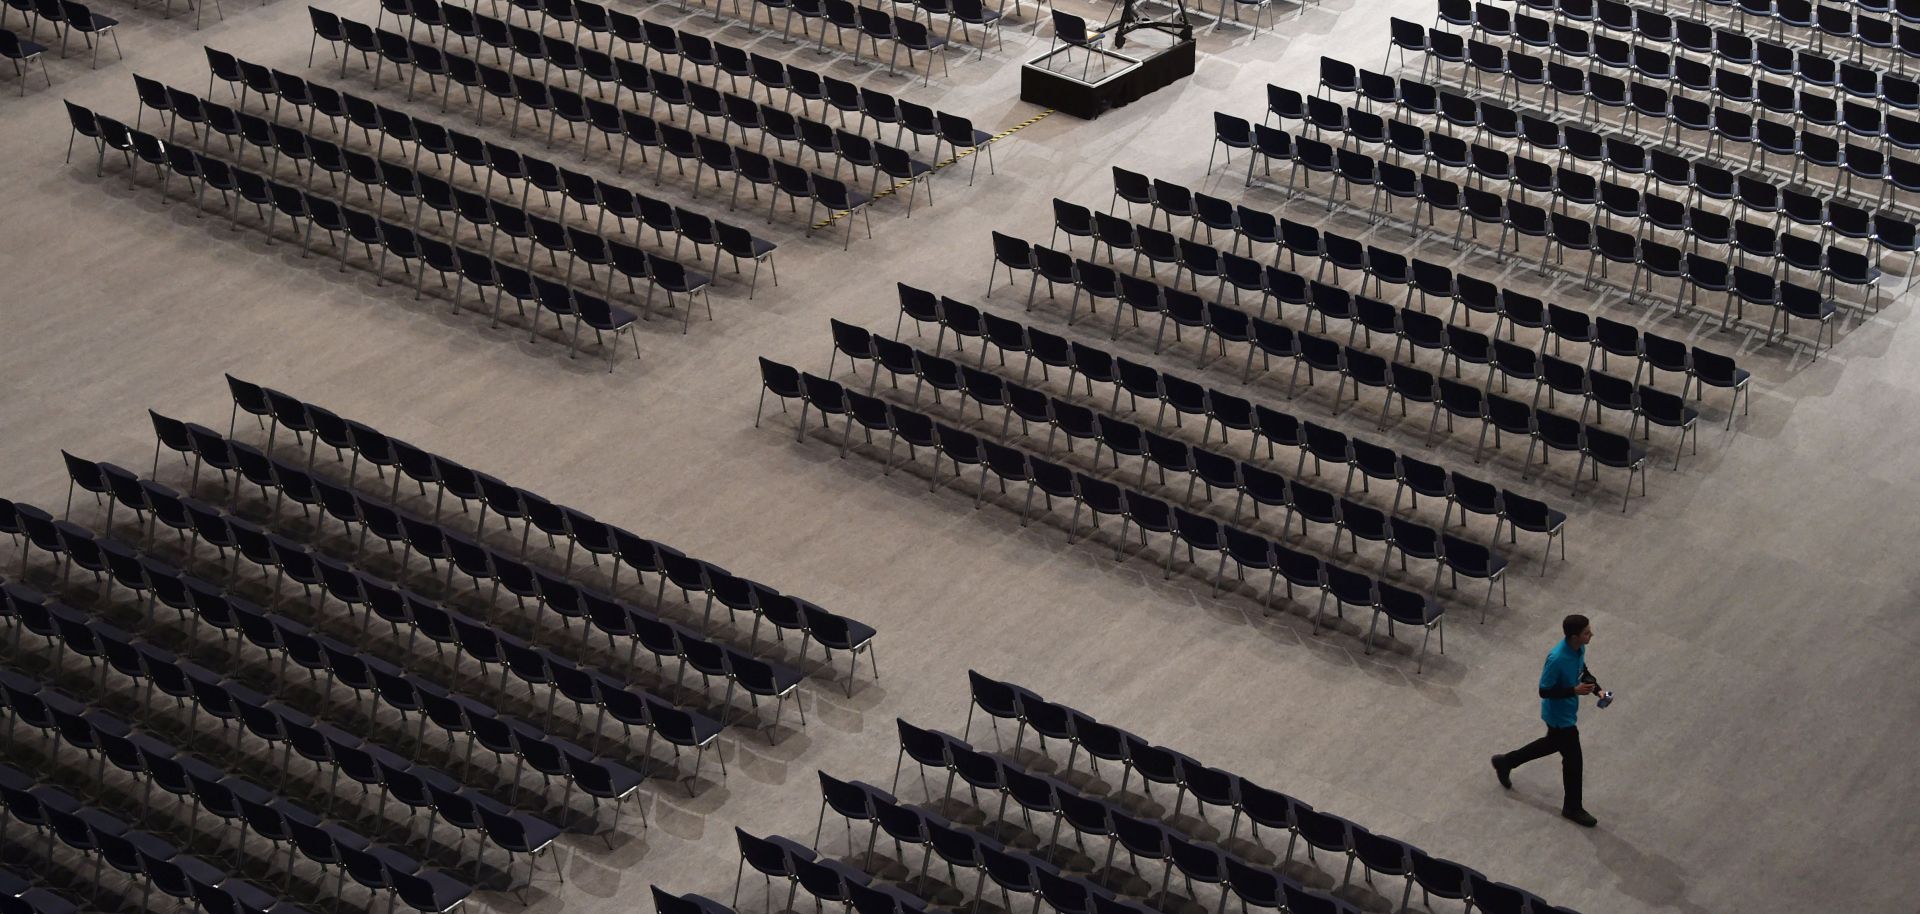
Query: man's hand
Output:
[[1574, 683, 1597, 695]]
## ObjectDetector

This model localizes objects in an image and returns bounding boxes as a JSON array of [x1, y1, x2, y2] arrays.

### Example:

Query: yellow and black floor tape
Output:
[[809, 108, 1055, 230]]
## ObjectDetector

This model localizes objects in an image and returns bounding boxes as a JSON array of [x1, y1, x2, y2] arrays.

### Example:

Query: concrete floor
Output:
[[2, 0, 1918, 910]]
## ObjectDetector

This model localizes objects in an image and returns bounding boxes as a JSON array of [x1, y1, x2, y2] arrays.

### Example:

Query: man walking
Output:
[[1492, 614, 1601, 827]]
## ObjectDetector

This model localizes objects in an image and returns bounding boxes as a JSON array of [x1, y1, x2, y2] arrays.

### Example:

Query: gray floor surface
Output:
[[1, 0, 1917, 910]]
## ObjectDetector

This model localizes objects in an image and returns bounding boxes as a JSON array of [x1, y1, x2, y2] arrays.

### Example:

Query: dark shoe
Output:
[[1562, 808, 1597, 827], [1491, 755, 1511, 789]]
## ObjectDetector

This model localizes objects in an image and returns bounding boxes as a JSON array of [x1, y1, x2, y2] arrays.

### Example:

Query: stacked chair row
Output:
[[1282, 67, 1920, 242], [368, 0, 958, 85], [65, 445, 750, 785], [0, 861, 77, 914], [2, 547, 485, 911], [375, 0, 1012, 70], [1215, 113, 1892, 317], [345, 2, 999, 179], [1050, 183, 1784, 370], [809, 735, 1404, 914], [1247, 83, 1914, 273], [314, 19, 904, 247], [890, 293, 1588, 520], [0, 640, 490, 911], [329, 5, 995, 165], [1313, 53, 1920, 229], [760, 353, 1470, 661], [13, 487, 687, 819], [0, 0, 114, 67], [1469, 0, 1916, 65], [216, 376, 881, 695], [811, 321, 1571, 589], [0, 27, 48, 95], [338, 3, 997, 179], [1371, 35, 1920, 200], [989, 224, 1743, 466], [948, 672, 1575, 913], [89, 426, 802, 752], [1415, 6, 1917, 108], [188, 55, 783, 297], [929, 264, 1697, 474], [0, 757, 306, 914], [65, 102, 664, 367]]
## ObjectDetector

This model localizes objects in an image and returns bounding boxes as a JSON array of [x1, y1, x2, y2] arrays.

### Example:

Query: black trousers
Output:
[[1505, 725, 1583, 812]]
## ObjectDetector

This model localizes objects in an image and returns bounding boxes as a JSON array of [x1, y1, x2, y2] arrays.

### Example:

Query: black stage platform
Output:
[[1019, 35, 1196, 120]]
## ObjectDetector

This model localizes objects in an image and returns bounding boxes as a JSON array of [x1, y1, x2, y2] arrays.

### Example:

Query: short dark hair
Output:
[[1562, 614, 1590, 640]]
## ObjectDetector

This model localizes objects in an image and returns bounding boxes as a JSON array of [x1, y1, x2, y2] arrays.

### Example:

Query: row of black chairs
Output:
[[956, 673, 1574, 912], [1422, 6, 1920, 113], [897, 279, 1673, 498], [1222, 117, 1896, 312], [990, 223, 1765, 433], [821, 322, 1577, 581], [849, 320, 1659, 520], [168, 76, 779, 303], [0, 861, 76, 914], [173, 63, 784, 297], [0, 0, 113, 66], [3, 542, 489, 911], [853, 733, 1381, 914], [336, 6, 999, 180], [23, 476, 697, 811], [217, 377, 882, 695], [1303, 63, 1920, 226], [734, 820, 936, 914], [1433, 0, 1906, 82], [1049, 186, 1837, 360], [886, 290, 1592, 518], [0, 602, 543, 905], [387, 0, 955, 85], [68, 112, 668, 365], [847, 309, 1584, 542], [112, 429, 804, 738], [1286, 71, 1919, 236], [1257, 84, 1918, 263], [1063, 183, 1822, 365], [314, 21, 892, 247], [876, 724, 1411, 914], [1487, 0, 1910, 63], [74, 435, 781, 760], [0, 27, 47, 94], [0, 757, 316, 914], [327, 4, 986, 155], [766, 359, 1474, 653], [1414, 27, 1920, 195], [1062, 182, 1778, 372]]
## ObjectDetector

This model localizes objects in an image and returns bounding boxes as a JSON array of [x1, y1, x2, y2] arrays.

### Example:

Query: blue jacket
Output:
[[1538, 639, 1587, 728]]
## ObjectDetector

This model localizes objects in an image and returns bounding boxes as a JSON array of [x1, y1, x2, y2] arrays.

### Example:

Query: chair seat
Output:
[[172, 854, 226, 886], [827, 617, 877, 646], [1644, 406, 1699, 427], [1516, 508, 1568, 532], [680, 708, 725, 743], [5, 39, 47, 57], [759, 658, 807, 692], [0, 766, 34, 793], [221, 879, 283, 914], [124, 828, 177, 861], [594, 757, 648, 798], [767, 834, 818, 862], [684, 894, 736, 914]]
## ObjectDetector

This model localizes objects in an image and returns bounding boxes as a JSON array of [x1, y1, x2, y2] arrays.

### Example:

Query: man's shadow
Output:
[[1579, 823, 1713, 914]]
